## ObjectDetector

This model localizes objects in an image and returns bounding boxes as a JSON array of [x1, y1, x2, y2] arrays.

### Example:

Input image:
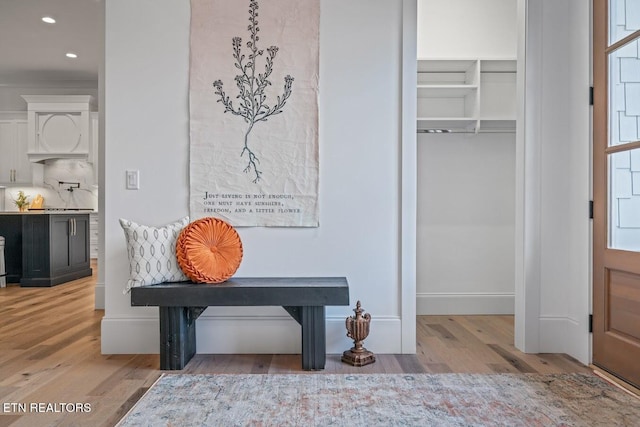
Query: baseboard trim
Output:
[[539, 316, 589, 364], [94, 282, 105, 310], [417, 292, 514, 315], [101, 315, 402, 355]]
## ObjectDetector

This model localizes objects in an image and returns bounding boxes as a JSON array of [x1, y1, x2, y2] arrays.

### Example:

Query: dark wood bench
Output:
[[130, 277, 349, 371]]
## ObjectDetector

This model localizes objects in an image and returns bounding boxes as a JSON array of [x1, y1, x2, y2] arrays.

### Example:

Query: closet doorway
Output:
[[416, 0, 518, 318]]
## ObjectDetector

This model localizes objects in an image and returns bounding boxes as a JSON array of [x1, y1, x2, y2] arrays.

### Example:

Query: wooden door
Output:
[[593, 0, 640, 388]]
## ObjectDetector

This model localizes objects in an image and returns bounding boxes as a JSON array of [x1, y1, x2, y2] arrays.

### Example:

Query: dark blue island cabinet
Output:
[[21, 213, 92, 287]]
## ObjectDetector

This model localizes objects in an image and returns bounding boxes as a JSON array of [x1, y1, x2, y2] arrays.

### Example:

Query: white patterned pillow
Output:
[[120, 217, 190, 293]]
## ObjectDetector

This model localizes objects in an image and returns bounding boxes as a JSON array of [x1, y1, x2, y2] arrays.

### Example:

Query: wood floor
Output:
[[0, 265, 591, 427]]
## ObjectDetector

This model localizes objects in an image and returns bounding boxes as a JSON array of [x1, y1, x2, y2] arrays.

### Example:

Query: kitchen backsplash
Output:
[[2, 159, 98, 211]]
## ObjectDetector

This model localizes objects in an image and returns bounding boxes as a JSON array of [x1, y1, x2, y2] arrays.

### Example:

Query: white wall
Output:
[[416, 0, 517, 315], [417, 133, 515, 314], [417, 0, 517, 58], [102, 0, 407, 354]]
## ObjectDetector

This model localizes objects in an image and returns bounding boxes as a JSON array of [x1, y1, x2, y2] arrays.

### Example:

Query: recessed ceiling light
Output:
[[66, 53, 78, 59], [42, 16, 56, 24]]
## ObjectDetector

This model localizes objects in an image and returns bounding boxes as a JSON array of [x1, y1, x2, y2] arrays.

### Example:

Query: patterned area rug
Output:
[[116, 373, 640, 426]]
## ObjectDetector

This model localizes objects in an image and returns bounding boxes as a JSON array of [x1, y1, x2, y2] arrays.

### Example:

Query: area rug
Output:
[[116, 373, 640, 426]]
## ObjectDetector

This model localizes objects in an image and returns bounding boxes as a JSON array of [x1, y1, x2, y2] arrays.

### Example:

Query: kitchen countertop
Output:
[[0, 210, 96, 215]]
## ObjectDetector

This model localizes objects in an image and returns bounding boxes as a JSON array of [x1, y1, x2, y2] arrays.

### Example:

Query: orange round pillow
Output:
[[176, 217, 243, 283]]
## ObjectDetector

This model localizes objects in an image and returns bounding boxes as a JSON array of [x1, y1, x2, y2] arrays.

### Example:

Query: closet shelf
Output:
[[417, 58, 516, 133], [417, 85, 477, 98]]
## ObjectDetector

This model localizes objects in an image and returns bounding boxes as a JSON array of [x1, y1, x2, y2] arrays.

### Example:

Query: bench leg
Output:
[[159, 306, 197, 370], [300, 306, 326, 370]]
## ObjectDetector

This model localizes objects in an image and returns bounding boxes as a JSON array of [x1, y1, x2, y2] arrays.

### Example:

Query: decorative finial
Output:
[[342, 300, 375, 366]]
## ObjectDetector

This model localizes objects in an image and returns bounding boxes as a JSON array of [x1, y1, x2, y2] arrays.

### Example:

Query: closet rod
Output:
[[417, 70, 515, 74], [417, 130, 515, 134]]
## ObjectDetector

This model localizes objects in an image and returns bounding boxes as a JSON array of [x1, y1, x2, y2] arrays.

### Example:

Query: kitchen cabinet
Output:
[[21, 213, 92, 287], [90, 112, 99, 183], [89, 212, 98, 258], [0, 119, 32, 185]]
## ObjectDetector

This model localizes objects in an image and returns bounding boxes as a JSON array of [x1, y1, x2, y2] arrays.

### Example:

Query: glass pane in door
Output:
[[608, 38, 640, 147], [609, 147, 640, 251], [610, 0, 640, 44]]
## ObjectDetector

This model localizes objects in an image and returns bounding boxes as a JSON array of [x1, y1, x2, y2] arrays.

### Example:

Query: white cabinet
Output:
[[0, 119, 32, 185], [90, 112, 99, 182], [417, 59, 516, 133], [21, 95, 96, 163], [89, 212, 99, 259]]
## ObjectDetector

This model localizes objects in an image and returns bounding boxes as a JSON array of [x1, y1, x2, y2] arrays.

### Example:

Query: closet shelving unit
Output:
[[417, 58, 517, 134]]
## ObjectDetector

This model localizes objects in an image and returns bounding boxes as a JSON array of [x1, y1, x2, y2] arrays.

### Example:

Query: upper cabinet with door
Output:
[[21, 95, 96, 163], [90, 111, 99, 182], [0, 114, 32, 185]]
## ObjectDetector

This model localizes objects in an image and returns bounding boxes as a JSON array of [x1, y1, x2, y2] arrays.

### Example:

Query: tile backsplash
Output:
[[2, 159, 98, 211]]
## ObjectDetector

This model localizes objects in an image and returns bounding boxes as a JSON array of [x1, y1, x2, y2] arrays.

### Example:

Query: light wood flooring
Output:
[[0, 265, 590, 426]]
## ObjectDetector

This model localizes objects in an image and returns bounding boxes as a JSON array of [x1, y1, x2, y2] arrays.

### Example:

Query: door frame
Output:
[[514, 0, 539, 353], [400, 0, 418, 353], [514, 0, 591, 360], [400, 0, 591, 361], [402, 0, 533, 354]]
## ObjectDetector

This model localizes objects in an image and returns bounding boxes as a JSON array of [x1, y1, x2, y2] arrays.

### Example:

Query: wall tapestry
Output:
[[189, 0, 319, 227]]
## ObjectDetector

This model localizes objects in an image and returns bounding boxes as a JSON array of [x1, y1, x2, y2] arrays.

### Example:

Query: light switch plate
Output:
[[126, 170, 139, 190]]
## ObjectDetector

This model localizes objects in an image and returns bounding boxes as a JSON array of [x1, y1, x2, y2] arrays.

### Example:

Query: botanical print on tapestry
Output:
[[189, 0, 319, 226]]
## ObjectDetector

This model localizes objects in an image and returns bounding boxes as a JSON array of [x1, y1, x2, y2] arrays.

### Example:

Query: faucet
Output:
[[59, 181, 80, 192]]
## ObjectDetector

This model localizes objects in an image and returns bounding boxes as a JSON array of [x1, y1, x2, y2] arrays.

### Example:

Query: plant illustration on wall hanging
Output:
[[212, 0, 294, 183]]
